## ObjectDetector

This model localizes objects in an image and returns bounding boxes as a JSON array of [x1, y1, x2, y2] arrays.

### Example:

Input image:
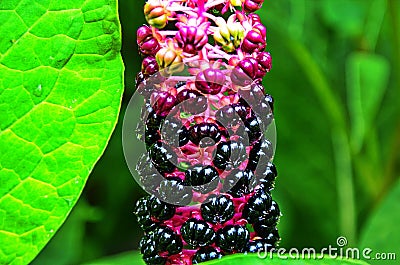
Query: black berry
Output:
[[148, 196, 176, 221], [158, 177, 192, 205], [213, 139, 247, 170], [224, 169, 255, 197], [185, 165, 219, 193], [216, 225, 250, 252], [189, 123, 222, 147], [134, 197, 156, 232], [242, 190, 273, 224], [246, 138, 273, 171], [180, 218, 216, 247], [253, 162, 277, 191], [215, 103, 247, 130], [201, 195, 234, 224], [136, 155, 162, 192], [246, 239, 273, 253], [149, 141, 177, 174], [155, 226, 183, 255], [160, 117, 189, 147], [244, 116, 262, 144], [192, 247, 222, 264], [176, 89, 208, 114]]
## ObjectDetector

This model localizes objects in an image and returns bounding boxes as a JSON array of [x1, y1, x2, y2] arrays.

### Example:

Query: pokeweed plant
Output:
[[0, 0, 123, 264], [132, 0, 279, 264]]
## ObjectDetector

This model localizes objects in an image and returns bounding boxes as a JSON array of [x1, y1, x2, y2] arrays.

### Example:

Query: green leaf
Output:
[[82, 251, 145, 265], [320, 0, 368, 37], [180, 112, 192, 119], [0, 0, 124, 264], [83, 252, 370, 265], [359, 179, 400, 265], [346, 52, 390, 152], [31, 199, 103, 265]]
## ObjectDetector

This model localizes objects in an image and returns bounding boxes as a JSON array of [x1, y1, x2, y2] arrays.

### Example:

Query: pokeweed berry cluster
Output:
[[133, 0, 281, 264]]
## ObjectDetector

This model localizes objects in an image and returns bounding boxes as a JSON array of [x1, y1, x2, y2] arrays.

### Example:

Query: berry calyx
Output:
[[213, 15, 245, 53]]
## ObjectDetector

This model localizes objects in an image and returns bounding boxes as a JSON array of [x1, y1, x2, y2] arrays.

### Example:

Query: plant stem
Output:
[[286, 41, 347, 130], [286, 39, 357, 244], [332, 128, 357, 244]]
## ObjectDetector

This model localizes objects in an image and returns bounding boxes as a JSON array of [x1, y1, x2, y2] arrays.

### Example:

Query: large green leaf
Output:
[[0, 0, 124, 264], [83, 252, 370, 265], [359, 179, 400, 265]]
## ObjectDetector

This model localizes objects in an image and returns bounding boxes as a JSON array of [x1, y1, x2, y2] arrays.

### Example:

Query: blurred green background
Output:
[[32, 0, 400, 264]]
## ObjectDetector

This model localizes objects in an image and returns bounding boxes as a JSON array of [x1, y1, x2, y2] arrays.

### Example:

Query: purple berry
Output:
[[195, 68, 226, 95], [243, 0, 264, 13], [242, 29, 266, 54], [151, 91, 177, 117], [137, 25, 160, 56], [176, 26, 208, 54], [176, 89, 208, 114], [231, 57, 259, 87], [142, 56, 159, 76], [189, 123, 222, 147]]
